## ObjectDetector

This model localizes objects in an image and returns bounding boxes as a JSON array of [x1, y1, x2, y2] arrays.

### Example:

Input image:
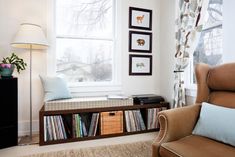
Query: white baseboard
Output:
[[18, 120, 39, 136]]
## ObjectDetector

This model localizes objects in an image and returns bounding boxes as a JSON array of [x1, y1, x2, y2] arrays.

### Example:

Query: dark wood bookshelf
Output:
[[0, 77, 18, 149], [39, 102, 169, 146]]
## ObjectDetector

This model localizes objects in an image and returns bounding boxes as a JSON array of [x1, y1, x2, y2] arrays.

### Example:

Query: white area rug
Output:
[[21, 140, 152, 157]]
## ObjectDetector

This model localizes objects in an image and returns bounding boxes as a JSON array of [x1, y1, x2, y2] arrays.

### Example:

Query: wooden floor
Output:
[[0, 132, 158, 157]]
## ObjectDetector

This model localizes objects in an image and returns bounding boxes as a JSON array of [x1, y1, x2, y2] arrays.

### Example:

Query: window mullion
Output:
[[202, 23, 222, 32], [56, 35, 113, 41]]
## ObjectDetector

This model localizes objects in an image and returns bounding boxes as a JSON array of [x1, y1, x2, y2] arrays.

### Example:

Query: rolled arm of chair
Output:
[[152, 105, 201, 157]]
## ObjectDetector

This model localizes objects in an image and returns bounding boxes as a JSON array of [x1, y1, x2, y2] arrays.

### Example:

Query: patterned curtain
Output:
[[173, 0, 209, 108]]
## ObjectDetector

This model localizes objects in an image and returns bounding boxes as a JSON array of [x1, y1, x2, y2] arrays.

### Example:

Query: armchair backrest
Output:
[[195, 63, 235, 108]]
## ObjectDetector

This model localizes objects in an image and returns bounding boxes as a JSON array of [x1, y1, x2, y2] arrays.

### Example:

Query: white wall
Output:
[[0, 0, 161, 135], [0, 0, 47, 135], [121, 0, 161, 95], [158, 0, 176, 106], [223, 0, 235, 62]]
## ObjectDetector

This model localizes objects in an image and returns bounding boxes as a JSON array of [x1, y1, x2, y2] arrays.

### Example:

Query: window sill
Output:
[[69, 84, 123, 97]]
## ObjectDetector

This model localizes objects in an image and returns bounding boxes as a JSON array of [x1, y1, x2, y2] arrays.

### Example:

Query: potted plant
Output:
[[0, 53, 27, 78]]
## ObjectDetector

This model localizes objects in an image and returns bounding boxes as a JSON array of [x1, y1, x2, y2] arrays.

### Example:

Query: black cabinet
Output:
[[0, 77, 18, 149]]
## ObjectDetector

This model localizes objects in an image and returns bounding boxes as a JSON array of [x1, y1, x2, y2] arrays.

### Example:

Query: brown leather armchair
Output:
[[152, 63, 235, 157]]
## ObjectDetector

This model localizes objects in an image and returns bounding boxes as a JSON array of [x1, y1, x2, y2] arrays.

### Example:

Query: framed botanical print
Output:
[[129, 31, 152, 53], [129, 7, 152, 30], [129, 54, 152, 75]]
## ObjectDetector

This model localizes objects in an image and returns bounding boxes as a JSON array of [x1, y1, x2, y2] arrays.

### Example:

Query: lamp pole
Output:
[[11, 23, 48, 144], [29, 44, 32, 140]]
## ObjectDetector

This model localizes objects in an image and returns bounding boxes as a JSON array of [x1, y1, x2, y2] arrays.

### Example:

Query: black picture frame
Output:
[[129, 54, 152, 75], [129, 7, 152, 30], [129, 31, 152, 53]]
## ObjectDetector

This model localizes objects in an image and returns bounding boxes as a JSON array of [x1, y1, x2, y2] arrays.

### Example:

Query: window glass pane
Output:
[[56, 38, 113, 83], [55, 0, 114, 85], [193, 27, 222, 66], [205, 0, 223, 26], [192, 0, 223, 84], [56, 0, 113, 38]]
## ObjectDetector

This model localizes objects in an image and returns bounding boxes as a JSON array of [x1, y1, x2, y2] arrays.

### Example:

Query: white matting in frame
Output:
[[129, 54, 152, 75], [129, 31, 152, 53], [129, 7, 152, 30]]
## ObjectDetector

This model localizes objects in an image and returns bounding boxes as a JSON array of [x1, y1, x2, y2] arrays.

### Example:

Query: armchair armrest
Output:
[[152, 105, 201, 157]]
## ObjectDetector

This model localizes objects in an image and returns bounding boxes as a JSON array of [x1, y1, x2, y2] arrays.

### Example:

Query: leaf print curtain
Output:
[[173, 0, 209, 108]]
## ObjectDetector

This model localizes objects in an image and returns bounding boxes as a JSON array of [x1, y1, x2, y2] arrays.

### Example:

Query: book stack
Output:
[[71, 113, 100, 137], [125, 110, 146, 132], [88, 113, 100, 136], [44, 113, 100, 142], [72, 114, 88, 138], [44, 115, 68, 142], [147, 107, 167, 130]]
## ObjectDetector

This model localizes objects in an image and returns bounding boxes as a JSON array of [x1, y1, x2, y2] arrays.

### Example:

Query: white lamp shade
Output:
[[11, 23, 48, 50]]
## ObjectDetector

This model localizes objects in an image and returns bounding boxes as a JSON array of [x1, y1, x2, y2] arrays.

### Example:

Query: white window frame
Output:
[[46, 0, 122, 96]]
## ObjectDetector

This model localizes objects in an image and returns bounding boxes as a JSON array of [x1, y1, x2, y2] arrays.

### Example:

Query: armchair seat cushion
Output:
[[160, 135, 235, 157]]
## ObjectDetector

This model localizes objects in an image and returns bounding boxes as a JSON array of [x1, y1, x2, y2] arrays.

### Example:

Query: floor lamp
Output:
[[11, 23, 48, 144]]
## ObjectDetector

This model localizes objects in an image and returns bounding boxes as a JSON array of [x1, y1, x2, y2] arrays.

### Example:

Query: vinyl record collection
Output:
[[44, 113, 99, 142]]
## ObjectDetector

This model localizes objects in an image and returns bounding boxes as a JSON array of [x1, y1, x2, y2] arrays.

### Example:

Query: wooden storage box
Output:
[[100, 111, 123, 135]]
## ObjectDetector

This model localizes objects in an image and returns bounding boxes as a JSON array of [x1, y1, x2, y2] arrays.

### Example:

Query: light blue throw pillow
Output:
[[40, 75, 72, 102], [192, 102, 235, 146]]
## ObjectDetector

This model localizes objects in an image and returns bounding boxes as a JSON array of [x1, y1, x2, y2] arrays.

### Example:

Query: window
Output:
[[55, 0, 116, 86], [188, 0, 223, 85]]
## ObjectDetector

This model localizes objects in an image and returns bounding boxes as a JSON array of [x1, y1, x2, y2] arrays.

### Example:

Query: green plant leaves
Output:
[[2, 53, 27, 73]]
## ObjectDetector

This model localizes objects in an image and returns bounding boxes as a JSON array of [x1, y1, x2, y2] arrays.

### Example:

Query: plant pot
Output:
[[0, 64, 15, 78]]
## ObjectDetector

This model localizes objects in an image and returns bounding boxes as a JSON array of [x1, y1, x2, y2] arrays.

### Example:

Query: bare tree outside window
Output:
[[192, 0, 223, 83], [56, 0, 113, 84]]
